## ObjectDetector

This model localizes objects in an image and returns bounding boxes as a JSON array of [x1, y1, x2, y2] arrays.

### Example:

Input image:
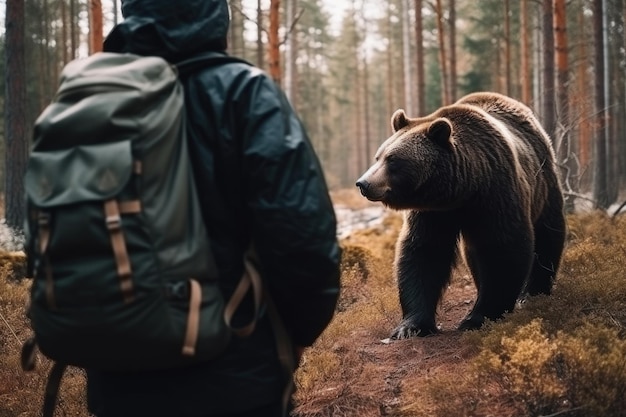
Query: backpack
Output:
[[21, 52, 270, 416]]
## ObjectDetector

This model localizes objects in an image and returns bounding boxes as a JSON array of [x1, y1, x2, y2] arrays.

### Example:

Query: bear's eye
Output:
[[386, 155, 398, 169]]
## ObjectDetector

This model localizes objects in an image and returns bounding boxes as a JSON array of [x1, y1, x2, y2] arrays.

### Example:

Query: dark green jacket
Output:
[[87, 1, 341, 416]]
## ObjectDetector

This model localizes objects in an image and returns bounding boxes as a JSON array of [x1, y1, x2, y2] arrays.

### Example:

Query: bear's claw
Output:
[[391, 322, 438, 339]]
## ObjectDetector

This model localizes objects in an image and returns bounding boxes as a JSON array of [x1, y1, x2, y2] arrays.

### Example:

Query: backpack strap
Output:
[[182, 279, 203, 356], [42, 362, 67, 417], [104, 199, 134, 303], [223, 251, 264, 337], [176, 52, 296, 414], [103, 198, 142, 303], [175, 52, 251, 77], [36, 211, 56, 310], [231, 248, 296, 417], [265, 290, 296, 417]]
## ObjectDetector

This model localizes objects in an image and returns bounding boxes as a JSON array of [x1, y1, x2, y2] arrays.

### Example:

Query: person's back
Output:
[[86, 1, 341, 416]]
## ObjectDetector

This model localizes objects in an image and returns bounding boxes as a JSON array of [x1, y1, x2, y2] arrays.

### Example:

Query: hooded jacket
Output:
[[87, 1, 341, 416]]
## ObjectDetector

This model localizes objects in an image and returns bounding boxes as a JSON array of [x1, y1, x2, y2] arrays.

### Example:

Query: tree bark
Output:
[[592, 0, 609, 208], [554, 0, 574, 210], [229, 0, 246, 59], [402, 0, 413, 114], [89, 0, 104, 54], [414, 0, 425, 115], [554, 0, 569, 155], [434, 0, 449, 105], [520, 0, 532, 104], [70, 0, 78, 59], [542, 0, 556, 141], [576, 3, 591, 170], [504, 0, 511, 96], [268, 0, 281, 84], [448, 0, 456, 102], [4, 0, 29, 231], [256, 0, 264, 68], [285, 0, 298, 105]]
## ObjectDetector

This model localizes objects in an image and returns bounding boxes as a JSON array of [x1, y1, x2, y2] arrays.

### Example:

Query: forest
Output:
[[3, 0, 626, 229], [1, 1, 626, 416]]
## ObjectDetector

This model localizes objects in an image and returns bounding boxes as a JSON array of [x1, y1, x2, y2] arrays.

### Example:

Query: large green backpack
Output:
[[21, 52, 266, 415]]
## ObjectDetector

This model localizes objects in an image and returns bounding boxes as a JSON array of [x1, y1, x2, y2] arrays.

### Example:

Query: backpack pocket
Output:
[[29, 278, 230, 371], [24, 140, 230, 371]]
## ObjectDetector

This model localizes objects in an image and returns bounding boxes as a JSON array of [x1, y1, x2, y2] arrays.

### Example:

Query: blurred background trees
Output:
[[3, 0, 626, 229]]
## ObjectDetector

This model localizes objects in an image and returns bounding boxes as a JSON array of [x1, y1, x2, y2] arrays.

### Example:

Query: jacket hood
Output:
[[103, 0, 230, 61]]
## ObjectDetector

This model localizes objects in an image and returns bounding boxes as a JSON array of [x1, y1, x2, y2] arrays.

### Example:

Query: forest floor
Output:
[[1, 189, 626, 417], [292, 189, 626, 417]]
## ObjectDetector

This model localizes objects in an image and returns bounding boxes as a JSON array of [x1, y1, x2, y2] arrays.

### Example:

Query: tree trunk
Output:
[[554, 0, 574, 211], [520, 0, 532, 104], [229, 0, 246, 59], [434, 0, 449, 105], [4, 0, 29, 232], [603, 0, 617, 204], [402, 0, 413, 114], [592, 0, 609, 208], [36, 0, 48, 110], [285, 0, 298, 105], [533, 1, 543, 114], [504, 0, 511, 96], [554, 0, 568, 155], [414, 0, 425, 115], [89, 0, 104, 54], [256, 0, 264, 68], [268, 0, 281, 84], [576, 3, 591, 171], [61, 0, 69, 65], [70, 0, 78, 59], [386, 2, 395, 130], [448, 0, 456, 102], [542, 0, 556, 142], [113, 0, 118, 26]]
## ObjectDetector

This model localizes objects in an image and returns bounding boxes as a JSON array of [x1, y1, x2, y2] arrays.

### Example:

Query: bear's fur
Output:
[[356, 92, 566, 338]]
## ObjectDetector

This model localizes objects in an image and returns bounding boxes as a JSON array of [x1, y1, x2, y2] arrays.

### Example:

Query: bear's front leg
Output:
[[392, 211, 460, 339]]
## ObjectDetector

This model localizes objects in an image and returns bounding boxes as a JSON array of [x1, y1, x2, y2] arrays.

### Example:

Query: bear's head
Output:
[[355, 109, 456, 210]]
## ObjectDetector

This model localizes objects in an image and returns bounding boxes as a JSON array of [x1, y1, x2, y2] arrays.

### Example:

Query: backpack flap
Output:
[[25, 140, 132, 207]]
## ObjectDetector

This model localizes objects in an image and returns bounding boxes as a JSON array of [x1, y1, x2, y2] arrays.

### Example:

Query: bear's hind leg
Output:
[[392, 211, 461, 339], [459, 234, 534, 331], [526, 194, 566, 296]]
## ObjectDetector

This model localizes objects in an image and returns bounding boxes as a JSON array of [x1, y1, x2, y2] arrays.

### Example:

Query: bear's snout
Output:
[[355, 178, 370, 197]]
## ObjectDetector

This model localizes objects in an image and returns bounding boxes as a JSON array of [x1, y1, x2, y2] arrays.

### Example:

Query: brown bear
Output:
[[356, 92, 566, 338]]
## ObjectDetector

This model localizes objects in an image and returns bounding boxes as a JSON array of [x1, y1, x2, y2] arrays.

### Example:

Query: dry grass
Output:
[[294, 209, 626, 417], [0, 261, 88, 417], [2, 194, 626, 417]]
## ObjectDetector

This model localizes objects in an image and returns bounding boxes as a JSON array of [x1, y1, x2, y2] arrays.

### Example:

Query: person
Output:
[[86, 1, 342, 416]]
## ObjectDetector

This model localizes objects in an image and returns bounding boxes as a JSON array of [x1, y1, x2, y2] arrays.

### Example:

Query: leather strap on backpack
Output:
[[225, 248, 296, 417], [265, 289, 297, 417], [42, 362, 67, 417], [223, 252, 264, 337]]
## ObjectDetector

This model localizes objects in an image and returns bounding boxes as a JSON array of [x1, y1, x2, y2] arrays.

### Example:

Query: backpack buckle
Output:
[[166, 281, 189, 299], [105, 214, 121, 231]]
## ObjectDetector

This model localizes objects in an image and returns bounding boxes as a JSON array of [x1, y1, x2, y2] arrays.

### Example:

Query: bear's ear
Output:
[[391, 109, 409, 132], [426, 118, 454, 149]]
